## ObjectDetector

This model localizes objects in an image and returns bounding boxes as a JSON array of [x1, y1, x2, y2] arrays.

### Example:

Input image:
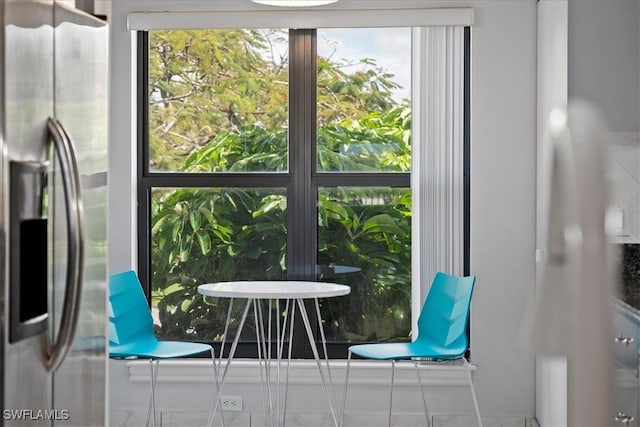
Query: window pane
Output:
[[150, 187, 287, 341], [148, 29, 289, 173], [317, 187, 412, 342], [316, 28, 411, 172]]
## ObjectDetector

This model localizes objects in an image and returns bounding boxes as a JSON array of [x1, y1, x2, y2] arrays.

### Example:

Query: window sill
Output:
[[121, 358, 476, 387]]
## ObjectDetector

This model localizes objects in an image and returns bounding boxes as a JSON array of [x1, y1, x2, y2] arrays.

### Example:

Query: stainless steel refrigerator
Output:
[[1, 0, 108, 425]]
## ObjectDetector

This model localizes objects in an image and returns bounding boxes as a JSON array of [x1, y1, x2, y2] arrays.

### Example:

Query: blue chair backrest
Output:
[[109, 270, 155, 346], [416, 272, 476, 351]]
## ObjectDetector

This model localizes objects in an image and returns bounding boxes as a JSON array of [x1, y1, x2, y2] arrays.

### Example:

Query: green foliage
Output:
[[148, 29, 410, 172], [152, 187, 287, 340], [149, 29, 289, 171], [317, 55, 402, 125], [151, 108, 411, 342], [184, 124, 288, 172], [317, 187, 411, 342], [318, 107, 411, 172]]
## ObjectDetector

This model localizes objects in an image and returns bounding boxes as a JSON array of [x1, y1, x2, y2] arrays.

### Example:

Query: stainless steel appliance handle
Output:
[[45, 117, 85, 372]]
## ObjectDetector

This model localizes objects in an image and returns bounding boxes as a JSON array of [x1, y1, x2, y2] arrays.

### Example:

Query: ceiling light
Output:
[[252, 0, 338, 7]]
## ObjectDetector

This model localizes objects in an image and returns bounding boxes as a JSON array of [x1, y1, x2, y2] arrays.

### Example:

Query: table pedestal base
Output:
[[208, 297, 340, 427]]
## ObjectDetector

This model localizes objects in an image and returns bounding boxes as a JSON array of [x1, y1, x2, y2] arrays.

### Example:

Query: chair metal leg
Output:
[[146, 360, 153, 427], [414, 362, 431, 427], [340, 351, 352, 427], [388, 360, 395, 427], [465, 360, 482, 427], [207, 348, 225, 427], [146, 359, 160, 427]]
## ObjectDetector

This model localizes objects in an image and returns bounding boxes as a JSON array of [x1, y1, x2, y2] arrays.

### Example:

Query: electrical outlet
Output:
[[220, 395, 243, 412]]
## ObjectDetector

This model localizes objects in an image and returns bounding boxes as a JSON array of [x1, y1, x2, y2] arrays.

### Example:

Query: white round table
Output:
[[198, 280, 350, 299], [197, 281, 351, 427]]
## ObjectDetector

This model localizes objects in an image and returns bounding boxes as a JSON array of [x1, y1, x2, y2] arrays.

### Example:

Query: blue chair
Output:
[[340, 272, 481, 427], [109, 270, 220, 426]]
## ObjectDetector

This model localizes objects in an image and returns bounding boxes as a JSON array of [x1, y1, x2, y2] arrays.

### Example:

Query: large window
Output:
[[138, 25, 465, 357]]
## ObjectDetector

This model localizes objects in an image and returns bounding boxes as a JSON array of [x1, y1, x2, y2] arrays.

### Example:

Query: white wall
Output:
[[107, 7, 137, 274], [467, 0, 537, 417], [108, 0, 537, 419]]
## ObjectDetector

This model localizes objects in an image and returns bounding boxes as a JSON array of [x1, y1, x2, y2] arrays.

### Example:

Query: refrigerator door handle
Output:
[[45, 117, 85, 372]]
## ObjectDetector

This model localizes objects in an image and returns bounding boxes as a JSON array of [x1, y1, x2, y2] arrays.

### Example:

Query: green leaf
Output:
[[164, 283, 185, 295], [196, 232, 212, 255], [190, 210, 202, 230], [171, 218, 183, 241], [362, 214, 404, 235], [180, 297, 194, 312]]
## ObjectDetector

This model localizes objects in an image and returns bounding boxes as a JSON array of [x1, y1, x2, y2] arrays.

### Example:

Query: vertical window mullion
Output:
[[307, 29, 318, 282], [305, 29, 319, 358], [288, 29, 318, 357], [287, 29, 304, 281], [138, 31, 152, 298], [287, 29, 317, 282]]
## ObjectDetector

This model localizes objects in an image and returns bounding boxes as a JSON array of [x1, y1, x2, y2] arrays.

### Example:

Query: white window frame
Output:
[[126, 8, 473, 30]]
